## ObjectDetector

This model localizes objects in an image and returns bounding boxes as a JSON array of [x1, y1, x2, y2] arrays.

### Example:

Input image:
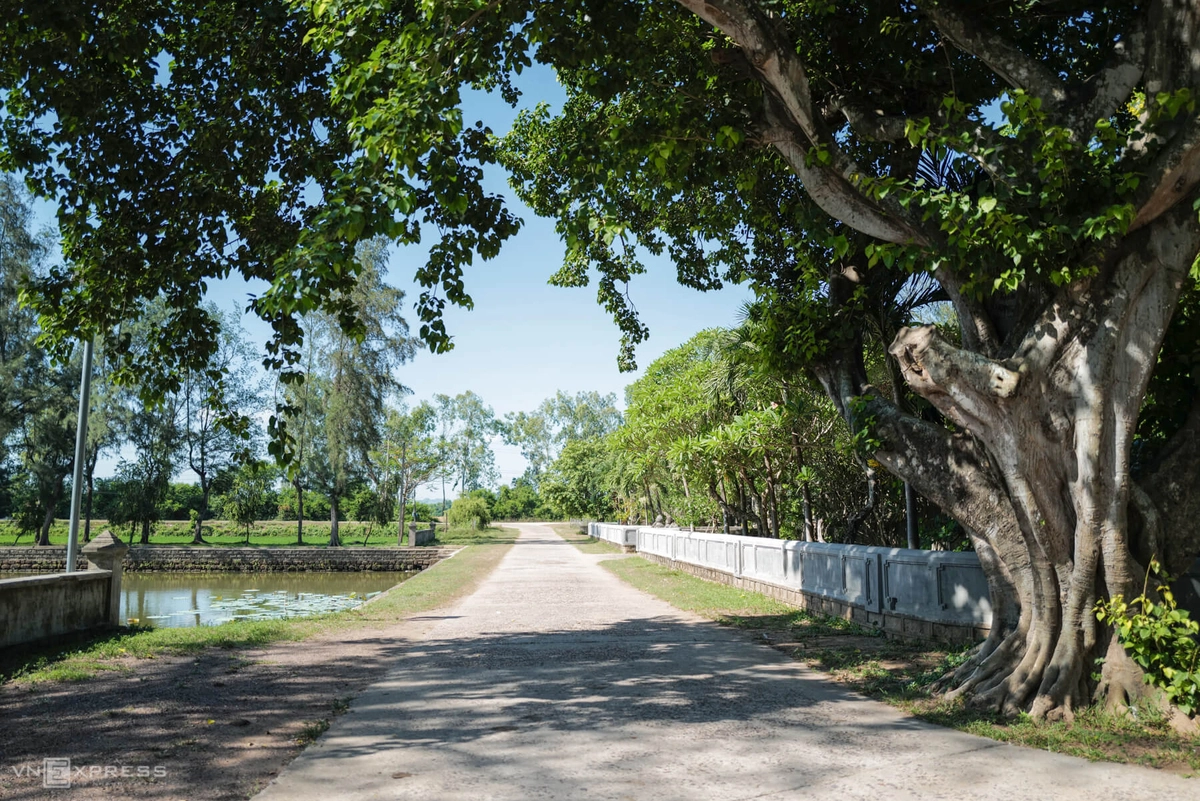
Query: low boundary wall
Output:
[[0, 570, 113, 648], [0, 546, 456, 574], [591, 524, 639, 551], [591, 523, 991, 645], [409, 525, 437, 546], [591, 523, 1200, 645]]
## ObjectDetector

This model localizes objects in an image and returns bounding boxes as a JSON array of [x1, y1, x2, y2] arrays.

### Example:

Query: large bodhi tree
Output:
[[3, 1, 1199, 722], [492, 0, 1200, 723]]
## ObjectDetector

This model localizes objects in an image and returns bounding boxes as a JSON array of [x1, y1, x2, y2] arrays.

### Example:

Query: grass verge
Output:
[[2, 527, 513, 686], [549, 522, 623, 554], [602, 555, 1200, 774], [433, 524, 520, 547]]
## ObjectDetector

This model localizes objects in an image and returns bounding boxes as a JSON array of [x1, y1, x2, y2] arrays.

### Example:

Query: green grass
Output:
[[432, 524, 519, 546], [549, 522, 623, 554], [602, 555, 1200, 774], [602, 556, 872, 634], [0, 518, 445, 547], [1, 531, 513, 686]]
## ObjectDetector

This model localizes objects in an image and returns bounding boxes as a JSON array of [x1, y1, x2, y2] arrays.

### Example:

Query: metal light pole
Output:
[[65, 338, 94, 573]]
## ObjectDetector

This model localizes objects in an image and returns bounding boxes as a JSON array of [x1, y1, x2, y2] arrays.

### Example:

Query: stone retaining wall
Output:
[[0, 546, 457, 574]]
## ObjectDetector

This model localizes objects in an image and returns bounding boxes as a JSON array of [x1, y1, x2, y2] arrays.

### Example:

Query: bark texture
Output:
[[884, 208, 1200, 718]]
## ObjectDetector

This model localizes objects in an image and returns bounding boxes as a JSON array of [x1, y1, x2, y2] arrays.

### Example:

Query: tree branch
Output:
[[1130, 118, 1200, 232], [930, 265, 1003, 356], [760, 100, 928, 245], [921, 2, 1068, 109], [888, 324, 1019, 435], [674, 0, 932, 246], [863, 395, 1026, 557], [1066, 18, 1146, 134], [827, 97, 908, 142]]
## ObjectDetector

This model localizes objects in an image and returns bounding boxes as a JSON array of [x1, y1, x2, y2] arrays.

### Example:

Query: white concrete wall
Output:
[[618, 525, 992, 628], [589, 523, 639, 548]]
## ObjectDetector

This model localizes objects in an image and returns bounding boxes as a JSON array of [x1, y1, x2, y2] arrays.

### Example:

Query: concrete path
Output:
[[255, 523, 1194, 800]]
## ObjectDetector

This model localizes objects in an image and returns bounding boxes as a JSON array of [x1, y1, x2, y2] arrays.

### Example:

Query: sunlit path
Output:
[[254, 523, 1191, 801]]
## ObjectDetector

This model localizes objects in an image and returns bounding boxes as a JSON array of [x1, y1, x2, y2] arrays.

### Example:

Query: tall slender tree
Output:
[[435, 391, 499, 495], [278, 333, 321, 544], [19, 360, 77, 546], [181, 305, 264, 543], [379, 401, 439, 544], [306, 237, 417, 546], [0, 175, 45, 465]]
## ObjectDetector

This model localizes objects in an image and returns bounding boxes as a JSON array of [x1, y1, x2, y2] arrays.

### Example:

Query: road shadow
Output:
[[304, 614, 933, 757]]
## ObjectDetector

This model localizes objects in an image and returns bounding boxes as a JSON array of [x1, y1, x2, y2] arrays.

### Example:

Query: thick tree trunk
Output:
[[803, 207, 1200, 720], [140, 518, 150, 545], [36, 477, 66, 547], [36, 506, 53, 547], [860, 209, 1200, 721]]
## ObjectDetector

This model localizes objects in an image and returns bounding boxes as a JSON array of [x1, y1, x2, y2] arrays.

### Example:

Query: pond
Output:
[[120, 571, 415, 628]]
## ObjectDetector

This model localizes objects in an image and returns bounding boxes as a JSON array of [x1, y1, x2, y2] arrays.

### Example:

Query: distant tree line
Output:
[[538, 326, 969, 551], [1, 173, 641, 542], [0, 177, 558, 545]]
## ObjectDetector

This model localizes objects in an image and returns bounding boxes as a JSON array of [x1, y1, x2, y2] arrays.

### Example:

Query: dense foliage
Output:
[[535, 326, 964, 548], [3, 0, 1199, 721]]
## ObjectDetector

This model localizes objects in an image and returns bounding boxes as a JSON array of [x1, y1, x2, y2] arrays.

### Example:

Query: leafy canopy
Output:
[[3, 1, 1193, 410]]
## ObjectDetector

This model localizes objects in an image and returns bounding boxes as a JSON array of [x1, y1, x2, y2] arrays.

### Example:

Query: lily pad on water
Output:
[[121, 572, 411, 629]]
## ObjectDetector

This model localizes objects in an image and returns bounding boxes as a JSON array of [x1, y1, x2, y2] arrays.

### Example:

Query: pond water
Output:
[[120, 571, 415, 628]]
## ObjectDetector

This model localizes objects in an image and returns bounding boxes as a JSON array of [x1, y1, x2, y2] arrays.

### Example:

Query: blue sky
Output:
[[33, 64, 754, 487], [358, 68, 754, 484]]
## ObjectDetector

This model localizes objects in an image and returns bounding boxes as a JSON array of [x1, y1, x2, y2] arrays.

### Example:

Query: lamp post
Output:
[[65, 338, 94, 573]]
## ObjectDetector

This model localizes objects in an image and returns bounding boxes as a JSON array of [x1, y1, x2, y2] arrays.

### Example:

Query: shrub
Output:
[[1095, 559, 1200, 716], [447, 496, 491, 530]]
